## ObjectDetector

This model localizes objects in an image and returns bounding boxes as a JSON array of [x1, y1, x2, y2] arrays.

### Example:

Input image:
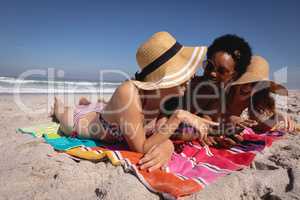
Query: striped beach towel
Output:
[[17, 124, 284, 199], [64, 128, 284, 198]]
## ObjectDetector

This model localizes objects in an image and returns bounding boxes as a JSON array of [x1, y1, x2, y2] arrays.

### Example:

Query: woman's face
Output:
[[210, 52, 236, 85], [238, 83, 254, 99]]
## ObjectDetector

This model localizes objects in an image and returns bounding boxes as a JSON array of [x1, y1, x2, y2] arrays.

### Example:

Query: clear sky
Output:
[[0, 0, 299, 87]]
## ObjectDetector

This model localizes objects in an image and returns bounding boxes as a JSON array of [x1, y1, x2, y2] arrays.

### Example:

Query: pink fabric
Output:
[[66, 129, 284, 198], [167, 129, 284, 190]]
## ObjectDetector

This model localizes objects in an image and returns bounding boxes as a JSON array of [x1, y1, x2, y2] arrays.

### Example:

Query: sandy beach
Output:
[[0, 92, 299, 200], [1, 0, 300, 199]]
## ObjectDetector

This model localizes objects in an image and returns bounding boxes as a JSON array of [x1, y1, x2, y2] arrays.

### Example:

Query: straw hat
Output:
[[231, 55, 288, 96], [131, 31, 207, 90]]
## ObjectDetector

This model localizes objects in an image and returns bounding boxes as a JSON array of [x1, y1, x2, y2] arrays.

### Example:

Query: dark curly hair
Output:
[[207, 34, 252, 78]]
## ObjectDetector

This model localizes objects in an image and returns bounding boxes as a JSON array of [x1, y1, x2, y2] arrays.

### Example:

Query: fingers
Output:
[[140, 156, 160, 171], [200, 118, 219, 126], [287, 117, 295, 132], [148, 163, 164, 172], [238, 122, 248, 129], [290, 120, 295, 132], [209, 137, 218, 145], [239, 119, 257, 128], [214, 136, 237, 148], [138, 141, 174, 172], [139, 145, 157, 165], [279, 114, 295, 132], [284, 114, 289, 130], [223, 137, 237, 147], [202, 137, 212, 146], [147, 144, 157, 154], [139, 148, 165, 172], [197, 125, 208, 142], [278, 120, 285, 130], [244, 119, 258, 126], [202, 136, 217, 146]]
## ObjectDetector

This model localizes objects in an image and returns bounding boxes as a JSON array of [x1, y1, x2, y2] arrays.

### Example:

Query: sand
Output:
[[0, 92, 299, 200]]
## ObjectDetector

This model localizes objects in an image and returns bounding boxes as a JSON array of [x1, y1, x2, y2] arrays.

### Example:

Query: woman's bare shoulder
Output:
[[114, 80, 139, 99], [107, 80, 144, 124], [107, 80, 141, 113]]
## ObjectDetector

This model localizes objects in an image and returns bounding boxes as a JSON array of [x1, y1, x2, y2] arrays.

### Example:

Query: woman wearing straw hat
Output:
[[52, 31, 218, 171], [204, 56, 294, 148], [189, 56, 295, 147], [224, 55, 295, 132], [186, 56, 293, 145]]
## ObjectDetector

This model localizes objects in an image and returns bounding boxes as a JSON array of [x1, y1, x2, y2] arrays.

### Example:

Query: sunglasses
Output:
[[203, 59, 235, 76]]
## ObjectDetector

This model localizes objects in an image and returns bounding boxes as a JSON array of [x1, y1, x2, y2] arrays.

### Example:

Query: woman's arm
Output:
[[107, 81, 221, 171], [142, 110, 219, 151], [112, 82, 217, 153]]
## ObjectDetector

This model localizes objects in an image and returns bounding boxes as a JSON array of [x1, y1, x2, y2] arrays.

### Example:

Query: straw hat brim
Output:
[[231, 72, 288, 96], [132, 46, 207, 90]]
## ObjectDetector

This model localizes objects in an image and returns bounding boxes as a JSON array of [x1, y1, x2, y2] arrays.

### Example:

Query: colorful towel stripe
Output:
[[16, 122, 59, 137]]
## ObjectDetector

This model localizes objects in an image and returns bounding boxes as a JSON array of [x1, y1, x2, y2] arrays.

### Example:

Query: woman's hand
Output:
[[202, 136, 218, 146], [276, 113, 295, 132], [174, 109, 219, 141], [285, 115, 295, 132], [138, 139, 174, 172], [229, 115, 258, 128], [213, 136, 238, 148]]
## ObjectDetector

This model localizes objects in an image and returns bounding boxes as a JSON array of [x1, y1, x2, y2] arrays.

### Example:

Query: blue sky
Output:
[[0, 0, 299, 87]]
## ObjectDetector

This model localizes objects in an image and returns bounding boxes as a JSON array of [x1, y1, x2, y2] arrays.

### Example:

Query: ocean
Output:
[[0, 76, 120, 94]]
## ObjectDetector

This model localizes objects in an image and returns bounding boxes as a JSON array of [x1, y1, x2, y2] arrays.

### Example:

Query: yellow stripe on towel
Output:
[[66, 147, 121, 165], [66, 147, 106, 161]]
